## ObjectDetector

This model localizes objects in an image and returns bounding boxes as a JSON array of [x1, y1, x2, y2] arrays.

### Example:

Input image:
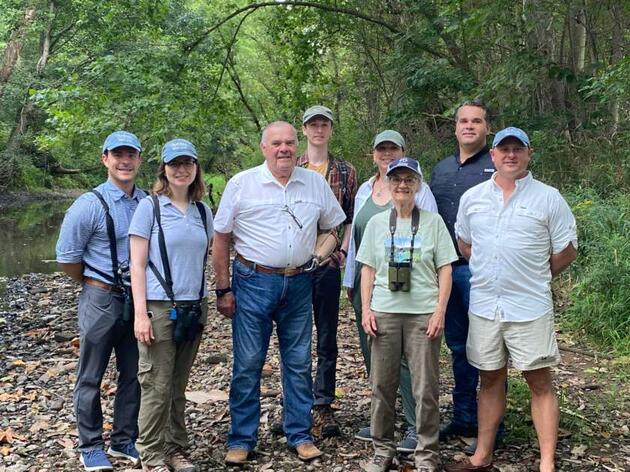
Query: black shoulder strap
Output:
[[148, 195, 176, 303], [195, 201, 210, 301], [337, 159, 348, 196], [89, 189, 120, 285]]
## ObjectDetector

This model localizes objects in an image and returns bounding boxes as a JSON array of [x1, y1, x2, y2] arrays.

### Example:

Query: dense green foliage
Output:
[[0, 0, 628, 350]]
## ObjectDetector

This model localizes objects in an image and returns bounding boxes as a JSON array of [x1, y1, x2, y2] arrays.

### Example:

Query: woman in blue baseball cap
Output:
[[128, 138, 214, 472], [355, 157, 457, 472]]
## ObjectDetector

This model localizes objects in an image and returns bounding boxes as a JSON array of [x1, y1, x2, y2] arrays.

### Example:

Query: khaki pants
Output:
[[136, 300, 207, 466], [370, 311, 441, 469]]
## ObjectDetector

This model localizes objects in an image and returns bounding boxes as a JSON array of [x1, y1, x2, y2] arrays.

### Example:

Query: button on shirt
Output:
[[56, 180, 146, 284], [429, 147, 495, 253], [455, 172, 577, 322], [213, 163, 346, 268], [128, 195, 214, 301]]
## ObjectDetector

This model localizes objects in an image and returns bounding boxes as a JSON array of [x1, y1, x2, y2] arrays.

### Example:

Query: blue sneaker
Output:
[[79, 449, 113, 471], [396, 427, 417, 453], [107, 442, 140, 465]]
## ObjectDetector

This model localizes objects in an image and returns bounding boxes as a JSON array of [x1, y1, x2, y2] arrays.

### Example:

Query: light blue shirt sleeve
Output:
[[56, 194, 99, 263], [128, 197, 154, 240]]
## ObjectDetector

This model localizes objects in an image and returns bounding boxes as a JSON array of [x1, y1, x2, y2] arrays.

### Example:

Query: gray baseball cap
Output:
[[373, 130, 405, 149], [303, 105, 334, 124]]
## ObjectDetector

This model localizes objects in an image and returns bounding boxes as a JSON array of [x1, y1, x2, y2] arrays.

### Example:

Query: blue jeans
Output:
[[444, 264, 478, 427], [228, 260, 314, 451]]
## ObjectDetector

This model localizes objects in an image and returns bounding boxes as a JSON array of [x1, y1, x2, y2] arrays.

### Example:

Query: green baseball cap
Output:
[[303, 105, 333, 124], [373, 130, 405, 149]]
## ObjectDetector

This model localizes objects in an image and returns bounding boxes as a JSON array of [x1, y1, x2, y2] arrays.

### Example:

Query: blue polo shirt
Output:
[[429, 147, 495, 256], [128, 195, 214, 301], [56, 180, 146, 284]]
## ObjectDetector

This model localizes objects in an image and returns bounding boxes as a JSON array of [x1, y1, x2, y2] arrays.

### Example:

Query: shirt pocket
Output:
[[511, 207, 549, 246]]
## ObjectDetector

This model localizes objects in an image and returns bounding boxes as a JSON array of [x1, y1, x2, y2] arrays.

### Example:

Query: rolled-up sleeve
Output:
[[318, 178, 346, 230], [548, 192, 578, 253], [454, 193, 472, 244], [56, 196, 96, 263]]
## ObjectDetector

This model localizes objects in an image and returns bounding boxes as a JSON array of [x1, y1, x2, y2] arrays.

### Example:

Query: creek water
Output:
[[0, 199, 72, 277]]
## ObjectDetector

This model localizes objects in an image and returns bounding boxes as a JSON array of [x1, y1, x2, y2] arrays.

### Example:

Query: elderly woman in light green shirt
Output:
[[356, 157, 457, 472]]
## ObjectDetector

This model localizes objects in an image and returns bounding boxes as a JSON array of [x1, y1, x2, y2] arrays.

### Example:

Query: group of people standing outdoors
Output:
[[56, 99, 577, 472]]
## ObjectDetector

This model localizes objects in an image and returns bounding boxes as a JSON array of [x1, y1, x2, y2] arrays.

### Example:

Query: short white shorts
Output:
[[466, 311, 561, 371]]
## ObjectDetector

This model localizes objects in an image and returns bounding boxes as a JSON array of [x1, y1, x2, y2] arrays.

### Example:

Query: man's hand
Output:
[[135, 311, 154, 345], [362, 307, 378, 337], [217, 292, 236, 318]]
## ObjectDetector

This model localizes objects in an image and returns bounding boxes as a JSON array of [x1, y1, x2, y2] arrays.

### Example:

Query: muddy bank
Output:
[[0, 190, 81, 209]]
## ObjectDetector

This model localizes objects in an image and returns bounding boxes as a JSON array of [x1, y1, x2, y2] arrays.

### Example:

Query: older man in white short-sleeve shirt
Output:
[[212, 121, 345, 467], [445, 127, 577, 472]]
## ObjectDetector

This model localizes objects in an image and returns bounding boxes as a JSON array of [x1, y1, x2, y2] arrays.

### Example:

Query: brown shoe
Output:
[[444, 457, 494, 471], [165, 449, 196, 472], [312, 404, 341, 438], [225, 448, 249, 465], [295, 442, 323, 461]]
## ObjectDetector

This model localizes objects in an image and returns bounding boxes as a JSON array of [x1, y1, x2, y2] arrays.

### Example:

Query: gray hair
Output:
[[261, 121, 298, 145]]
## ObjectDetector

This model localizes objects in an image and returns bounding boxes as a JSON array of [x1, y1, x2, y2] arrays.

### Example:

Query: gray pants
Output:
[[74, 284, 140, 451], [136, 300, 206, 466], [370, 311, 441, 469], [351, 271, 416, 428]]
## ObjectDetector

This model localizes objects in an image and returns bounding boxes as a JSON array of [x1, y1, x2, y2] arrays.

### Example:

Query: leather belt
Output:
[[84, 277, 124, 293], [236, 254, 311, 277]]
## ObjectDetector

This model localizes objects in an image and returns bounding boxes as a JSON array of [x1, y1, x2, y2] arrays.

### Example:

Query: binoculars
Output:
[[388, 261, 411, 292], [171, 302, 202, 343]]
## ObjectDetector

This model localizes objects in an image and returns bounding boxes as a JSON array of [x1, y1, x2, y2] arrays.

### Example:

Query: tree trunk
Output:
[[0, 7, 37, 96], [36, 2, 55, 77]]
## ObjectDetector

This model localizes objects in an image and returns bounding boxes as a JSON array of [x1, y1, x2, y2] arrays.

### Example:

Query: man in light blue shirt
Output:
[[56, 131, 145, 471]]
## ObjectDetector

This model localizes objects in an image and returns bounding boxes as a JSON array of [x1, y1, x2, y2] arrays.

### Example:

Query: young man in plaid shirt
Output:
[[299, 105, 358, 436]]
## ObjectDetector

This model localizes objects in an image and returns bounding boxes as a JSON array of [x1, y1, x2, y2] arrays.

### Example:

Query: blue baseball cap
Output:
[[386, 157, 423, 178], [373, 130, 405, 150], [492, 127, 530, 148], [102, 131, 142, 153], [161, 138, 198, 163]]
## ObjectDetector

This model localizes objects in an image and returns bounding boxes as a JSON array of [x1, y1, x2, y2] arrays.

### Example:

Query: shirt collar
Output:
[[104, 179, 144, 201], [455, 146, 489, 166], [260, 161, 304, 186], [490, 171, 533, 192]]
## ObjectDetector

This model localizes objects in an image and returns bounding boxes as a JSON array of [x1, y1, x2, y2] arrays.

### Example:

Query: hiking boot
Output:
[[439, 421, 477, 441], [142, 466, 170, 472], [354, 425, 372, 442], [225, 448, 249, 465], [165, 448, 197, 472], [396, 426, 417, 453], [79, 449, 113, 471], [359, 454, 394, 472], [107, 442, 140, 465], [312, 404, 341, 438], [295, 442, 323, 461]]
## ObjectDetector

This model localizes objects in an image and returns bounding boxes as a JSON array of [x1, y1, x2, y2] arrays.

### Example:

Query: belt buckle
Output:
[[283, 267, 300, 277]]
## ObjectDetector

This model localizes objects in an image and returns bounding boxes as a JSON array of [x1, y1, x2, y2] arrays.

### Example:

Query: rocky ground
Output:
[[0, 273, 628, 472]]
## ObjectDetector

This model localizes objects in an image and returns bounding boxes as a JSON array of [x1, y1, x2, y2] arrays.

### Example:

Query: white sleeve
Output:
[[415, 182, 438, 212], [548, 191, 578, 253], [213, 178, 240, 233], [454, 192, 472, 244]]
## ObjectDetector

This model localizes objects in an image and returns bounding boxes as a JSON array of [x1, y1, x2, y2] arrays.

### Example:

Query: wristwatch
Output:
[[214, 286, 232, 297]]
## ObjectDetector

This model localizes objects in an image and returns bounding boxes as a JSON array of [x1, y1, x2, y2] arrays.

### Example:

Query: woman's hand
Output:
[[426, 308, 445, 339], [362, 307, 378, 337], [135, 311, 154, 345]]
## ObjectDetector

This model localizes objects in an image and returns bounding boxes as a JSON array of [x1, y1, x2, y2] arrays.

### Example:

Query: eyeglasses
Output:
[[282, 205, 303, 230], [389, 176, 418, 186], [166, 159, 196, 169]]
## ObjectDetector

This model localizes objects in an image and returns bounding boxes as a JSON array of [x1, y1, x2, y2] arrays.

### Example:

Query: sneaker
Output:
[[165, 448, 197, 472], [80, 449, 113, 471], [107, 442, 140, 465], [354, 425, 372, 442], [359, 454, 394, 472], [396, 427, 417, 453], [439, 421, 477, 441], [312, 404, 341, 438]]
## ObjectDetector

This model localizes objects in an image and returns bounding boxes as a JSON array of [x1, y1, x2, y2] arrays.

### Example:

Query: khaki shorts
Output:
[[466, 311, 561, 371]]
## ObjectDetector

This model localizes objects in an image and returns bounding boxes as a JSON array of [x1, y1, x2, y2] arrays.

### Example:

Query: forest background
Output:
[[0, 0, 627, 355]]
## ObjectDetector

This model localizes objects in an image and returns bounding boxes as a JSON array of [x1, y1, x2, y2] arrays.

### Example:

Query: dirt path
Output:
[[0, 273, 628, 471]]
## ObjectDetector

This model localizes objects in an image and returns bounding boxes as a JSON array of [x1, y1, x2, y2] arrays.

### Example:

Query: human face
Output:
[[302, 117, 333, 146], [388, 169, 420, 206], [261, 123, 298, 179], [455, 105, 490, 150], [490, 137, 532, 180], [165, 156, 197, 190], [101, 146, 141, 187], [373, 142, 404, 175]]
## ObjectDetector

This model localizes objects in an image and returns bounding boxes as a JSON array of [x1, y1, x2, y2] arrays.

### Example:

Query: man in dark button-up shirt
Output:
[[430, 100, 503, 449]]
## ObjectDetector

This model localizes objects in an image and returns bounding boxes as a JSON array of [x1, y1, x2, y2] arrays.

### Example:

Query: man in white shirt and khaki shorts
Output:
[[445, 127, 577, 472]]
